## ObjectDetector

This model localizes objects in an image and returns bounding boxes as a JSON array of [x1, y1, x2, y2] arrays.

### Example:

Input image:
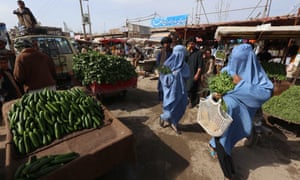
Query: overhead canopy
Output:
[[98, 38, 127, 44], [215, 24, 300, 40], [127, 38, 160, 46], [149, 32, 170, 42]]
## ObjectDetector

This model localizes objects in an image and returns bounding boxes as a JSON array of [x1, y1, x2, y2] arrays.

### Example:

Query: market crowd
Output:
[[153, 32, 300, 179]]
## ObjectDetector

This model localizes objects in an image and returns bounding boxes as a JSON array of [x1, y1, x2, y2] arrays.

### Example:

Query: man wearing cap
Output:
[[156, 36, 173, 102], [13, 39, 56, 93], [13, 0, 37, 29]]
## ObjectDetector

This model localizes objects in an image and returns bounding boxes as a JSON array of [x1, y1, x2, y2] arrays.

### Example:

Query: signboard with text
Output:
[[151, 14, 188, 28]]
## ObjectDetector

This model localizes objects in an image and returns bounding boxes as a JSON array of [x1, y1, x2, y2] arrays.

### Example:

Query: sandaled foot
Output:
[[159, 117, 164, 128], [207, 144, 217, 159], [163, 121, 171, 128], [171, 124, 181, 135]]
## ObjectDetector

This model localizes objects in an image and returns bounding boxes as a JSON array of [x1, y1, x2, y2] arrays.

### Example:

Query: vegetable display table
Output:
[[136, 59, 156, 72], [2, 100, 136, 180], [272, 80, 291, 96], [263, 85, 300, 125], [89, 77, 137, 95]]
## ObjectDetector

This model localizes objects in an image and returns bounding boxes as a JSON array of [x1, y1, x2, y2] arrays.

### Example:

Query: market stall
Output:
[[72, 52, 138, 97], [215, 24, 300, 62], [213, 24, 300, 144], [214, 24, 300, 93], [2, 89, 136, 179], [126, 38, 160, 73], [262, 85, 300, 129]]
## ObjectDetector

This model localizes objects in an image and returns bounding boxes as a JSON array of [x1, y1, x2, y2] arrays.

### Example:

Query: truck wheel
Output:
[[120, 90, 127, 98], [96, 93, 103, 102]]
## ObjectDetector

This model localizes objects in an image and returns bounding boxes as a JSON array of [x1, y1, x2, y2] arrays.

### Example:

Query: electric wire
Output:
[[200, 0, 209, 23], [197, 5, 266, 16], [288, 0, 300, 15], [247, 0, 263, 19]]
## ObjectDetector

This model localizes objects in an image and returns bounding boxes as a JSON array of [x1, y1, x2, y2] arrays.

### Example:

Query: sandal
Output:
[[171, 124, 181, 135], [159, 118, 171, 128], [207, 144, 217, 159]]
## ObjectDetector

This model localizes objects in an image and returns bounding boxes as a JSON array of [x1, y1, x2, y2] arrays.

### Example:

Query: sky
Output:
[[0, 0, 299, 34]]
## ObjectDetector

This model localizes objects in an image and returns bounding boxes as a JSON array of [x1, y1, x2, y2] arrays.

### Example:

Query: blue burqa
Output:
[[160, 45, 190, 125], [209, 44, 274, 155]]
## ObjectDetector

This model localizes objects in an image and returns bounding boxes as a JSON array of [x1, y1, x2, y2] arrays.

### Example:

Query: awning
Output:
[[127, 38, 160, 46], [99, 38, 127, 44], [214, 24, 300, 40], [149, 32, 170, 42]]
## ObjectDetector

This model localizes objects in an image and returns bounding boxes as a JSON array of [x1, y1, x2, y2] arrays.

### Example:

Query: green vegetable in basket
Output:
[[208, 71, 236, 95]]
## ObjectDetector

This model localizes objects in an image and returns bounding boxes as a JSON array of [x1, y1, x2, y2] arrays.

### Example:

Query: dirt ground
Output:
[[1, 75, 300, 180], [98, 75, 300, 180]]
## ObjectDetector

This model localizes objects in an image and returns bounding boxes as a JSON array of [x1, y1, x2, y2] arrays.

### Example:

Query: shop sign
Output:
[[151, 14, 188, 28]]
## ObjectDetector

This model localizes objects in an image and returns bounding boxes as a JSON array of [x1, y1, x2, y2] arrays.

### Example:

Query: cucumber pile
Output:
[[8, 88, 104, 154], [14, 152, 79, 179], [72, 51, 137, 86]]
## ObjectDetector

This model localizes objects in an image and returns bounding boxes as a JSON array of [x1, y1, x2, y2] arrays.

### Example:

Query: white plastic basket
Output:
[[197, 94, 233, 137]]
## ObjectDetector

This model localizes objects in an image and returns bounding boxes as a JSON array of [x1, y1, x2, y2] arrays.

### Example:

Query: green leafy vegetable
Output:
[[262, 85, 300, 124], [208, 71, 235, 95], [157, 65, 172, 74], [72, 51, 137, 85], [260, 61, 287, 81]]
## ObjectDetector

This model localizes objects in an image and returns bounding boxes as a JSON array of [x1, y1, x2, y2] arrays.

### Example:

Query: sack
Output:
[[197, 94, 233, 137]]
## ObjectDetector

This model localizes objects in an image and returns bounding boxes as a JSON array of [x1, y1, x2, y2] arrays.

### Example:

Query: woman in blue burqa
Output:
[[159, 45, 190, 134], [209, 44, 273, 179]]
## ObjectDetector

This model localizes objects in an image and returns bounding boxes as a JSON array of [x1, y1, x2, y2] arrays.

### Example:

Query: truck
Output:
[[13, 26, 78, 89]]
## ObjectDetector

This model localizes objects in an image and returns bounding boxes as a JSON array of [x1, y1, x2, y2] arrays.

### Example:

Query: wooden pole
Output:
[[282, 8, 300, 65]]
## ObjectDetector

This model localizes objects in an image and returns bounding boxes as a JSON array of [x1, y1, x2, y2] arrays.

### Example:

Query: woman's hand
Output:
[[194, 74, 199, 81], [213, 93, 222, 100], [233, 74, 242, 84]]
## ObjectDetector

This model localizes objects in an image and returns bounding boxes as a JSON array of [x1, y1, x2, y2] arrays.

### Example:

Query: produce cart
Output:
[[2, 96, 136, 179], [72, 51, 138, 98], [88, 77, 138, 96], [262, 85, 300, 126]]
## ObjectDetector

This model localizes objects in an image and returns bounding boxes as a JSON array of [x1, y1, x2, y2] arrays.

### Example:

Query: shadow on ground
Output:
[[98, 116, 190, 180], [232, 123, 300, 180], [100, 88, 159, 112]]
